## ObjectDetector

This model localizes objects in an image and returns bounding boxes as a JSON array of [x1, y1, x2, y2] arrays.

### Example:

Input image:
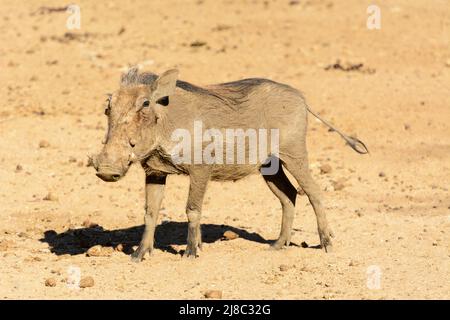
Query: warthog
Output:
[[92, 67, 367, 262]]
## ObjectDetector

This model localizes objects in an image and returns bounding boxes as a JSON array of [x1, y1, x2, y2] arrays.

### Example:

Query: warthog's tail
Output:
[[306, 105, 369, 154]]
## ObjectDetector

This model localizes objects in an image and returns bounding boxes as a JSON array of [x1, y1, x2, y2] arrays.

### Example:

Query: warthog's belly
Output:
[[210, 163, 260, 181], [143, 157, 261, 181], [143, 149, 264, 181]]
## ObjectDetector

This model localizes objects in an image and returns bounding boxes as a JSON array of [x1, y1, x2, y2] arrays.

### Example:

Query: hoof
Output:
[[130, 254, 143, 263], [269, 237, 290, 250], [183, 246, 199, 259], [182, 253, 197, 259], [130, 248, 149, 262], [319, 229, 334, 253]]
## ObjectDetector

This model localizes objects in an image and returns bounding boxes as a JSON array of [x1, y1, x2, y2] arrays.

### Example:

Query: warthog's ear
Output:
[[151, 69, 179, 103]]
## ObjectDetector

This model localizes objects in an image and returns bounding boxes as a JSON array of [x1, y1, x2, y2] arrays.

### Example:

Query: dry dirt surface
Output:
[[0, 0, 449, 300]]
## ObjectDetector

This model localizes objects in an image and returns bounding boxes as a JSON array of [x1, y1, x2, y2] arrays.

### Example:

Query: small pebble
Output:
[[332, 181, 345, 191], [204, 290, 222, 299], [190, 41, 207, 47], [15, 164, 23, 172], [51, 269, 62, 275], [87, 245, 113, 257], [87, 245, 103, 257], [79, 276, 94, 288], [45, 278, 57, 287], [38, 140, 50, 148], [223, 230, 239, 240], [82, 219, 98, 228], [0, 240, 13, 251], [43, 192, 58, 201], [279, 264, 291, 272], [320, 164, 332, 174]]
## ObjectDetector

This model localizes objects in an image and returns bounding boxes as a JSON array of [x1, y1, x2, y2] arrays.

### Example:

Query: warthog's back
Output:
[[169, 76, 308, 131]]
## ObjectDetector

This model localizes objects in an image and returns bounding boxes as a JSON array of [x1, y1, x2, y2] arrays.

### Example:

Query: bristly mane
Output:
[[119, 67, 274, 109]]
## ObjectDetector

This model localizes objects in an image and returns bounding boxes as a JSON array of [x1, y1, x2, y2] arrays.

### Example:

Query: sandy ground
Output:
[[0, 0, 449, 299]]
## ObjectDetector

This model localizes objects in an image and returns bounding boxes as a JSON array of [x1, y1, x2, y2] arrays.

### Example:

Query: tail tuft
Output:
[[306, 105, 368, 155], [346, 136, 369, 154]]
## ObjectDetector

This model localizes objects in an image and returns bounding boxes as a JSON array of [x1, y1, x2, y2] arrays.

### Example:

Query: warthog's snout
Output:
[[93, 151, 134, 182], [96, 171, 123, 182]]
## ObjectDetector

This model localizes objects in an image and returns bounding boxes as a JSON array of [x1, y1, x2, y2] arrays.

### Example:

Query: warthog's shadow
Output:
[[40, 222, 270, 256]]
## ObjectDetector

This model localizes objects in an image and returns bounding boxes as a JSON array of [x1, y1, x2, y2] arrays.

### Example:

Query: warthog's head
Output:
[[93, 68, 178, 182]]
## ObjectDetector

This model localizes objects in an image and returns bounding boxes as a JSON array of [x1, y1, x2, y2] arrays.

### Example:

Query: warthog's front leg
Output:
[[131, 174, 166, 262], [184, 169, 210, 258]]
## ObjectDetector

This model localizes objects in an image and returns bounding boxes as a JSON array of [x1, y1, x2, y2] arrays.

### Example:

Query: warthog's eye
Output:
[[142, 99, 150, 108], [156, 96, 169, 106]]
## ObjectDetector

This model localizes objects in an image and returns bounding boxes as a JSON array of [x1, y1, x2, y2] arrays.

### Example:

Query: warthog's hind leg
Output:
[[131, 174, 166, 262], [282, 155, 334, 252], [262, 162, 297, 250]]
